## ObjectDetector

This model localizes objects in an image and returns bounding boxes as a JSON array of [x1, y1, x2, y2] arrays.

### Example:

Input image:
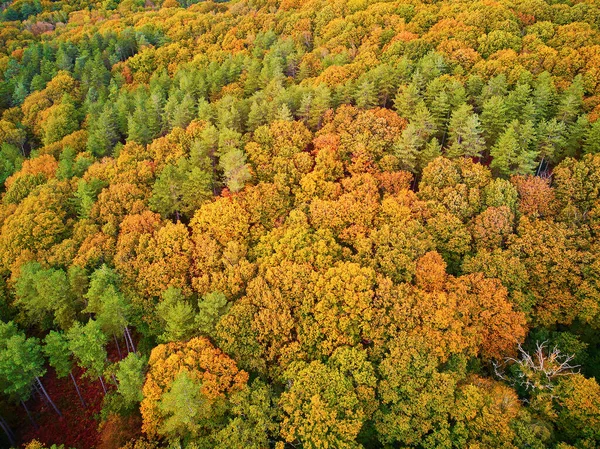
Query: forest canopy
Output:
[[1, 0, 600, 447]]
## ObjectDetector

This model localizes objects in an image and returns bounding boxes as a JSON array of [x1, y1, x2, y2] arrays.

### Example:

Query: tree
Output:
[[490, 121, 538, 177], [446, 104, 485, 159], [14, 262, 76, 330], [0, 321, 61, 417], [584, 119, 600, 154], [43, 331, 86, 407], [140, 337, 248, 439], [87, 104, 120, 157], [149, 157, 212, 220], [158, 371, 207, 440], [197, 291, 230, 338], [156, 287, 196, 342], [481, 96, 508, 147], [116, 353, 146, 407], [42, 95, 79, 146], [279, 359, 367, 449], [67, 320, 109, 391]]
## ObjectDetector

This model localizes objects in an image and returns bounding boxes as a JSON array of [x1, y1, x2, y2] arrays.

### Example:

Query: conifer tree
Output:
[[446, 104, 485, 159]]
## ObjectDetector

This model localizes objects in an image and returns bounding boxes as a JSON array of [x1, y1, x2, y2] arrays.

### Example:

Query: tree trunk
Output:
[[111, 373, 118, 386], [113, 333, 122, 360], [70, 371, 86, 408], [124, 330, 132, 354], [124, 326, 136, 354], [36, 377, 62, 417], [21, 400, 38, 430], [99, 376, 107, 394], [0, 416, 15, 447], [536, 157, 545, 176]]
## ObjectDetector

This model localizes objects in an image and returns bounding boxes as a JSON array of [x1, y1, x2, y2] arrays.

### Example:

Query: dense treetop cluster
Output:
[[1, 0, 600, 447]]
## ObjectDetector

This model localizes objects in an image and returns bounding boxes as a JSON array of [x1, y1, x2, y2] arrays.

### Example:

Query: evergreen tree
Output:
[[116, 353, 146, 406], [446, 104, 485, 159], [394, 125, 420, 173], [355, 80, 378, 109], [481, 96, 508, 147], [196, 291, 230, 338], [67, 320, 108, 383], [157, 287, 196, 343], [87, 103, 120, 157], [14, 262, 75, 330], [584, 119, 600, 154], [418, 137, 442, 171], [158, 370, 207, 439]]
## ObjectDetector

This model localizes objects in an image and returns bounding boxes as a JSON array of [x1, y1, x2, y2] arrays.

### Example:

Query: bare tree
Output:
[[494, 341, 579, 393]]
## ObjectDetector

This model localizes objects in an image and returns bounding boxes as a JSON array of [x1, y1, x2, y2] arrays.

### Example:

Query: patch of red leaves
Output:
[[15, 339, 129, 448]]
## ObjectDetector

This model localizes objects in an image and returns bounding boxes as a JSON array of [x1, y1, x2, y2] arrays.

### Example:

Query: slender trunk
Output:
[[536, 157, 545, 176], [124, 326, 136, 354], [123, 329, 132, 354], [21, 400, 38, 430], [111, 373, 118, 386], [0, 416, 15, 447], [113, 333, 122, 360], [99, 376, 107, 394], [36, 377, 62, 417], [70, 371, 86, 408], [32, 379, 43, 401]]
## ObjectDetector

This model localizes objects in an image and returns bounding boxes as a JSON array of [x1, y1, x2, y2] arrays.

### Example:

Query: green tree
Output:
[[157, 287, 196, 343], [67, 320, 109, 390], [43, 331, 86, 407], [149, 157, 212, 220], [14, 262, 76, 330], [87, 103, 120, 157], [116, 353, 147, 406], [0, 321, 61, 416], [446, 104, 486, 159], [584, 119, 600, 154], [481, 96, 508, 146], [197, 291, 230, 338], [42, 95, 79, 146], [158, 370, 209, 440]]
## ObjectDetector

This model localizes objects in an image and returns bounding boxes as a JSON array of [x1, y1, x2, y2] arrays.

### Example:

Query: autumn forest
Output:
[[1, 0, 600, 447]]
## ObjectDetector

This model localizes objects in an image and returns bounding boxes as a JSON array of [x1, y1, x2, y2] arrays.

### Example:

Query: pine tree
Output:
[[481, 96, 508, 147], [116, 353, 146, 406], [446, 104, 485, 159], [418, 137, 442, 172], [44, 331, 86, 407], [87, 103, 120, 157], [197, 291, 230, 338], [557, 75, 584, 124], [584, 119, 600, 154], [158, 370, 206, 439], [355, 79, 378, 109], [308, 84, 331, 129], [157, 287, 196, 343], [394, 82, 422, 118], [394, 124, 420, 173], [491, 126, 520, 177], [532, 71, 557, 122], [67, 320, 108, 385], [247, 100, 265, 132]]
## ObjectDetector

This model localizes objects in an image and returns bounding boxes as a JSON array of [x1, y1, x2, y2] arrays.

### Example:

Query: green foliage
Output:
[[67, 320, 108, 379], [14, 262, 75, 330], [157, 287, 196, 343], [116, 353, 147, 406], [0, 321, 45, 401], [43, 331, 72, 379]]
